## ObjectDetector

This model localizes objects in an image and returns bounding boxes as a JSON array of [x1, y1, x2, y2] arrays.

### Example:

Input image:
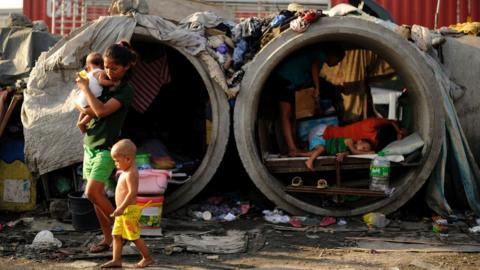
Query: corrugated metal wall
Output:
[[23, 0, 110, 35], [204, 1, 329, 21], [331, 0, 480, 29]]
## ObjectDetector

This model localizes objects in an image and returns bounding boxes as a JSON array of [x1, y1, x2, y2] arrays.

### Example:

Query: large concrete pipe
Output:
[[234, 17, 444, 216], [23, 19, 230, 214], [124, 29, 231, 213]]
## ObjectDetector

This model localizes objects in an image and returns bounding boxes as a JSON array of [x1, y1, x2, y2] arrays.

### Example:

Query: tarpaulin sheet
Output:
[[0, 27, 59, 86]]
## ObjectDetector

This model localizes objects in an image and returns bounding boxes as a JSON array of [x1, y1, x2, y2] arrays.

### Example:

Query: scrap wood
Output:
[[0, 94, 22, 138], [269, 224, 368, 233], [173, 230, 247, 254], [345, 236, 480, 246]]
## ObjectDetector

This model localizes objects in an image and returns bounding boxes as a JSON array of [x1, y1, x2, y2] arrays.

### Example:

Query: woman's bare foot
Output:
[[136, 257, 154, 268], [101, 260, 122, 268]]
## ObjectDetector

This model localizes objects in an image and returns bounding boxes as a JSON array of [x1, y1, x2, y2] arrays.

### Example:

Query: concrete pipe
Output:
[[234, 17, 444, 216], [129, 30, 230, 213]]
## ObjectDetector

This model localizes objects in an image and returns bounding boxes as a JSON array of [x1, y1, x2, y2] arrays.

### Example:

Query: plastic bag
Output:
[[29, 230, 62, 249], [362, 212, 390, 228]]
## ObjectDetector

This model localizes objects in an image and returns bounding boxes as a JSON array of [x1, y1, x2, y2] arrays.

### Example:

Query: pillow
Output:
[[381, 132, 424, 155]]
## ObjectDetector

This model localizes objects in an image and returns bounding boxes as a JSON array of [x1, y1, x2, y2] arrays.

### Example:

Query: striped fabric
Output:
[[130, 56, 171, 113]]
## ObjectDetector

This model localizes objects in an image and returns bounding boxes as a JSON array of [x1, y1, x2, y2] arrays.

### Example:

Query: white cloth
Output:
[[75, 68, 103, 108]]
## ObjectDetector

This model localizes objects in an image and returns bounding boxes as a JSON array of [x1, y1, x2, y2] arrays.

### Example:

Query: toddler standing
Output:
[[101, 139, 153, 268]]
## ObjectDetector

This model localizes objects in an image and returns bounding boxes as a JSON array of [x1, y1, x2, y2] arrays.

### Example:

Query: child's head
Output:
[[354, 139, 372, 152], [111, 139, 137, 170], [103, 40, 137, 82], [85, 52, 103, 71]]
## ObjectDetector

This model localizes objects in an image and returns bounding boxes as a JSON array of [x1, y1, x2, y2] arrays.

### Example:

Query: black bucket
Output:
[[68, 191, 100, 231]]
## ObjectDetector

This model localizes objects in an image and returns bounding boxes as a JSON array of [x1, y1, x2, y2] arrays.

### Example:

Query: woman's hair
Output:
[[104, 40, 137, 67]]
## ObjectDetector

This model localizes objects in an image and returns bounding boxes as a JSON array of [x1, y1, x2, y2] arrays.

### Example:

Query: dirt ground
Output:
[[2, 213, 480, 270]]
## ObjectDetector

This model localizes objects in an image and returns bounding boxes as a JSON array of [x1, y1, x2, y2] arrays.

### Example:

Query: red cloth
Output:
[[130, 56, 171, 113], [323, 117, 392, 147]]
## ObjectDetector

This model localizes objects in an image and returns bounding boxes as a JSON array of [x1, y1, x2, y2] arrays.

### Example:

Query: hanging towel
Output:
[[130, 56, 171, 113]]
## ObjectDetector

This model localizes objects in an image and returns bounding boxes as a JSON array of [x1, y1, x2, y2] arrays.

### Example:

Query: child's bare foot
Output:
[[136, 257, 154, 268], [100, 260, 122, 268], [305, 160, 314, 170]]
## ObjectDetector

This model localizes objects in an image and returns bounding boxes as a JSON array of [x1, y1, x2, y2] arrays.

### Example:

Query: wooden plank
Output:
[[0, 95, 22, 138], [285, 185, 386, 197], [265, 155, 419, 173]]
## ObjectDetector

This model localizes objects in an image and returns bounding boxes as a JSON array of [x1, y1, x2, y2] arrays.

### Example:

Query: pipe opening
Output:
[[256, 40, 424, 211], [120, 34, 228, 211]]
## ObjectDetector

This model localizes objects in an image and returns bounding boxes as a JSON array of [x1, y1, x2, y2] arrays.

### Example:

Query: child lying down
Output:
[[305, 123, 374, 170]]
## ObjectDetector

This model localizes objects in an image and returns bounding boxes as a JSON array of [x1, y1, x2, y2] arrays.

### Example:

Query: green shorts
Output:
[[83, 146, 115, 185]]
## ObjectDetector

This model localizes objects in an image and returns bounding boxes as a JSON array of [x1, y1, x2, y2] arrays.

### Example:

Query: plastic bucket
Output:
[[138, 169, 170, 195], [137, 196, 164, 229], [68, 191, 100, 231]]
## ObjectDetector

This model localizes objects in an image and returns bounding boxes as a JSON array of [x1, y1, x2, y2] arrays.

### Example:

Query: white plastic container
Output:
[[369, 151, 390, 191]]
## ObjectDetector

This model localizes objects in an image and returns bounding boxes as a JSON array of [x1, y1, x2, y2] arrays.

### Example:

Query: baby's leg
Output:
[[133, 238, 153, 268], [305, 145, 325, 170], [101, 236, 123, 268]]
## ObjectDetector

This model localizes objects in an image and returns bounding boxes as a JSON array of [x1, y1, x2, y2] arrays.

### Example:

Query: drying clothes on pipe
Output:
[[320, 49, 395, 123], [179, 11, 226, 32], [130, 56, 171, 113]]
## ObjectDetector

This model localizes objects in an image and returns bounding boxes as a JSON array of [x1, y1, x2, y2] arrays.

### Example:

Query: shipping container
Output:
[[206, 0, 330, 21], [331, 0, 480, 29]]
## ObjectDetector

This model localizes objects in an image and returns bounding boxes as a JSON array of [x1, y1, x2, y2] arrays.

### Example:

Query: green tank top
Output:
[[84, 82, 134, 149]]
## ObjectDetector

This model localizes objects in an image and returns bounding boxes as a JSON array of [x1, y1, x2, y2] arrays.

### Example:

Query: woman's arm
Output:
[[76, 75, 122, 118], [389, 120, 407, 140], [75, 103, 96, 117]]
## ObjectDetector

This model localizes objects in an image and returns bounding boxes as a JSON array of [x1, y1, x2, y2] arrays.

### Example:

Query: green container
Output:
[[136, 153, 151, 169]]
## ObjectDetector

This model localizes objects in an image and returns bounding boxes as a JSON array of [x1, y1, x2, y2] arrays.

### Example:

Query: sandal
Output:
[[89, 243, 111, 253], [291, 176, 303, 187], [317, 179, 328, 189]]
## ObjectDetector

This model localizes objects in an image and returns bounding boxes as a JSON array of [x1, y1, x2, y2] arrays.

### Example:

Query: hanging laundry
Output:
[[130, 56, 171, 113]]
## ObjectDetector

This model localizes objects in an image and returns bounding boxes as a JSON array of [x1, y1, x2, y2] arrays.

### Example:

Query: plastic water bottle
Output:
[[369, 151, 390, 191]]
